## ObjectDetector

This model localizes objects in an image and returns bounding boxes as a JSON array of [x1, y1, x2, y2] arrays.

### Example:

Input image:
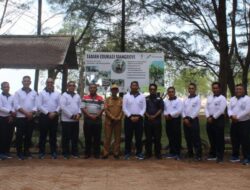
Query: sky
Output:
[[0, 0, 167, 93], [0, 0, 64, 93]]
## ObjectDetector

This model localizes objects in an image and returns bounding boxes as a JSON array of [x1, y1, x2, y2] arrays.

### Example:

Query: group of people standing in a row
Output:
[[0, 76, 249, 165]]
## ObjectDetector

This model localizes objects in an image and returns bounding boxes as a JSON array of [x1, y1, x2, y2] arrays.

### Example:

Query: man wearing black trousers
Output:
[[228, 84, 250, 165], [163, 86, 183, 160], [60, 81, 81, 159], [0, 82, 16, 160], [82, 83, 104, 159], [37, 78, 60, 159], [123, 81, 146, 160], [144, 84, 164, 159], [182, 83, 202, 161], [205, 82, 227, 163], [14, 76, 37, 160]]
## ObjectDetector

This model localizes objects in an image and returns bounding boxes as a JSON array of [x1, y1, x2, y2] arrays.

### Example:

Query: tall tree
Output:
[[143, 0, 247, 96], [232, 0, 250, 93], [48, 0, 146, 94]]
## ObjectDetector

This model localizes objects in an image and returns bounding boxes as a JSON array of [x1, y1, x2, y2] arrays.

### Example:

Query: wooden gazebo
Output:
[[0, 35, 78, 92]]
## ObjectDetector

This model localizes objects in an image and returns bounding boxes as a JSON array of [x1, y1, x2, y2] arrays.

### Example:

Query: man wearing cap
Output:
[[102, 84, 123, 159]]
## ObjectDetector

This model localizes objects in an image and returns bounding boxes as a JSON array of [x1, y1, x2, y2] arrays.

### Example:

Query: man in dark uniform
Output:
[[144, 84, 164, 159]]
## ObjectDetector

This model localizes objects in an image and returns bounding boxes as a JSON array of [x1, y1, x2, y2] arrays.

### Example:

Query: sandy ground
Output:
[[0, 156, 250, 190]]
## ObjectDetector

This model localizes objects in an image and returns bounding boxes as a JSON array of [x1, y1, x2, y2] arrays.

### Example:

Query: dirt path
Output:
[[0, 157, 250, 190]]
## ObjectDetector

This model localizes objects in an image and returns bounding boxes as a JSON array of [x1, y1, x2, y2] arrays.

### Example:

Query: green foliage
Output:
[[149, 62, 164, 85], [173, 68, 212, 96]]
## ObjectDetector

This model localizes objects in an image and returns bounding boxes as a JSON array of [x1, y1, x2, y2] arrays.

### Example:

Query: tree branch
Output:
[[75, 0, 103, 45], [0, 0, 9, 29]]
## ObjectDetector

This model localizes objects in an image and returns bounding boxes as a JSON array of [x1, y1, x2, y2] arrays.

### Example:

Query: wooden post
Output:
[[62, 65, 68, 93], [34, 0, 42, 91]]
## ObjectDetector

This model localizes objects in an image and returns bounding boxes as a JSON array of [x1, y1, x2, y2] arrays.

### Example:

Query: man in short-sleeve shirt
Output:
[[82, 83, 104, 159]]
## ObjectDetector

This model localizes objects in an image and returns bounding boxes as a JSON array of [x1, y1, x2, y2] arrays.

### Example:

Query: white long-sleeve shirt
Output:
[[164, 97, 183, 118], [228, 95, 250, 121], [122, 92, 146, 117], [60, 92, 81, 122], [37, 89, 61, 115], [14, 88, 37, 118], [205, 94, 227, 119], [0, 93, 15, 117], [182, 95, 201, 119]]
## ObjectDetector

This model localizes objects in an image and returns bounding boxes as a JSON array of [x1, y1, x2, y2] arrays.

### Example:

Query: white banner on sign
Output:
[[85, 52, 165, 92]]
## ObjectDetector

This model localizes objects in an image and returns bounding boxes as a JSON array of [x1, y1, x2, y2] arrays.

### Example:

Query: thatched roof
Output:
[[0, 35, 78, 69]]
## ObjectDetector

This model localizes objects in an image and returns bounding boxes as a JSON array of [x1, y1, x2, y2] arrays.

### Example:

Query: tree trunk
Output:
[[242, 38, 250, 93], [241, 65, 249, 94], [227, 66, 235, 96], [48, 69, 59, 80], [78, 61, 85, 97], [216, 0, 229, 96], [34, 0, 42, 91], [121, 0, 126, 52]]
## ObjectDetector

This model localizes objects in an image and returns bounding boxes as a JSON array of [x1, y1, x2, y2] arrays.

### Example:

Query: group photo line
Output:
[[0, 75, 249, 166]]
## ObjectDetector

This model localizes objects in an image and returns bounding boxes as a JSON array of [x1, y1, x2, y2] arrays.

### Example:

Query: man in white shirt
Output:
[[205, 82, 227, 163], [123, 81, 146, 160], [228, 84, 250, 165], [14, 76, 37, 160], [60, 81, 81, 159], [0, 82, 16, 160], [163, 86, 183, 160], [182, 83, 202, 161], [37, 78, 60, 159]]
